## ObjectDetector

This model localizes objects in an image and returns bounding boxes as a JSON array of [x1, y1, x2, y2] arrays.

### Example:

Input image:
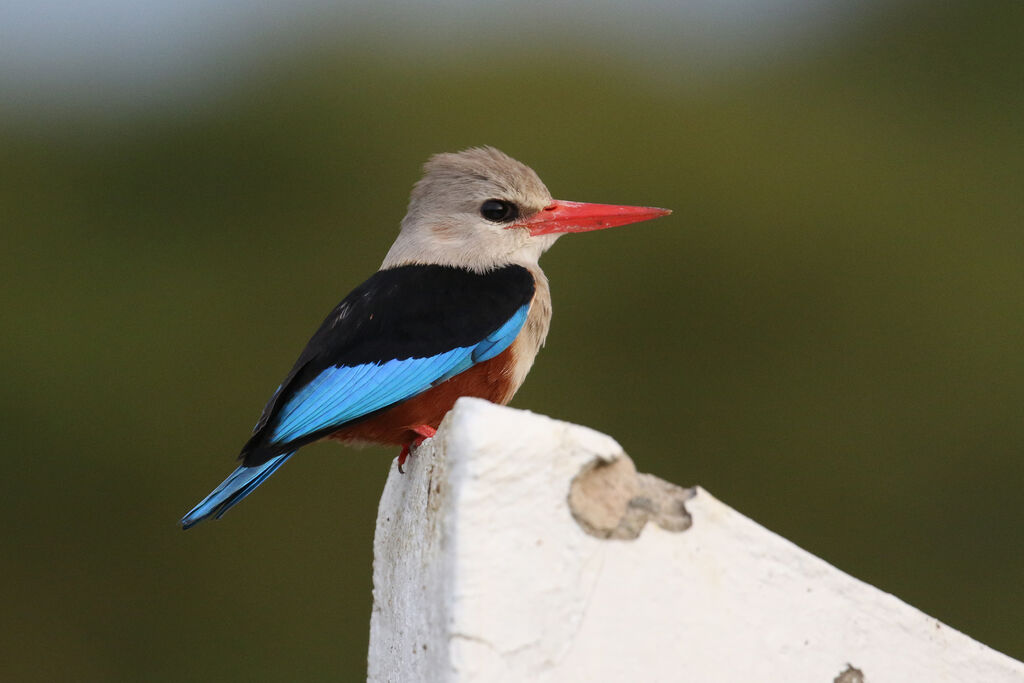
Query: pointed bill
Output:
[[518, 200, 671, 236]]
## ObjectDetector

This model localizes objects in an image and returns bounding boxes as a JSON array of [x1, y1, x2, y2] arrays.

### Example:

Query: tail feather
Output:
[[180, 452, 294, 529]]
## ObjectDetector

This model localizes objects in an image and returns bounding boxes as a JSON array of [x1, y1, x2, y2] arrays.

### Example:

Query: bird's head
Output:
[[382, 146, 670, 273]]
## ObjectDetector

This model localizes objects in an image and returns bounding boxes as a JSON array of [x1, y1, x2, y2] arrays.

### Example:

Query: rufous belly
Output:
[[327, 346, 518, 447]]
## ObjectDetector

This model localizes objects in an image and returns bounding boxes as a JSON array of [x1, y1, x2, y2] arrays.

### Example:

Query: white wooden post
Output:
[[368, 398, 1024, 683]]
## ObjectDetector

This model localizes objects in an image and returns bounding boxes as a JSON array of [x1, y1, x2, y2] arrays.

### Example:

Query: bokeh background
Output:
[[2, 0, 1022, 679]]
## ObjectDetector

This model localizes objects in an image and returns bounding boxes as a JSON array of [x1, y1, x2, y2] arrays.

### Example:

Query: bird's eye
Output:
[[480, 199, 519, 223]]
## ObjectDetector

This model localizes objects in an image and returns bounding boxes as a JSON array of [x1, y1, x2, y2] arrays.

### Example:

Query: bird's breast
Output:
[[505, 265, 552, 393]]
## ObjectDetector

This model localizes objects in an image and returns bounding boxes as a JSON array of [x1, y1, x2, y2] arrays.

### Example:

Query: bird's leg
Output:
[[397, 424, 438, 474]]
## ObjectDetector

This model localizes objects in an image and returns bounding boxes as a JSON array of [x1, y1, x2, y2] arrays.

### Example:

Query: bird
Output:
[[180, 146, 670, 529]]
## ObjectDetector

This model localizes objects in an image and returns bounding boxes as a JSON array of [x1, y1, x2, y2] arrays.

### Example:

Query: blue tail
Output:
[[180, 453, 294, 529]]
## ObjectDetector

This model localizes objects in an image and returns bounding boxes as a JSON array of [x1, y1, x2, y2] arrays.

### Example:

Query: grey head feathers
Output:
[[410, 146, 551, 218], [381, 147, 559, 273]]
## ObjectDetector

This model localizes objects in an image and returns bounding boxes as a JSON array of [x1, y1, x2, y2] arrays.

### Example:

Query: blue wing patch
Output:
[[270, 303, 530, 444], [473, 305, 530, 363]]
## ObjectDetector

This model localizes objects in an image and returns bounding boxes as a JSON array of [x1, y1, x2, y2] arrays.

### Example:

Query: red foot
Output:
[[397, 424, 437, 474]]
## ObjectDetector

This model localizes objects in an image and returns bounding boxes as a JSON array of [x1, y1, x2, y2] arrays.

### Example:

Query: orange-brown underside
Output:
[[327, 346, 517, 447]]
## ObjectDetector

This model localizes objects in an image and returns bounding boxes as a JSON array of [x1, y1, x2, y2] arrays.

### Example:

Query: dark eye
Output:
[[480, 199, 519, 223]]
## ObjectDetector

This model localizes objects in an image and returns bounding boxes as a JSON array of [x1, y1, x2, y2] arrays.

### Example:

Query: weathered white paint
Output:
[[368, 398, 1024, 683]]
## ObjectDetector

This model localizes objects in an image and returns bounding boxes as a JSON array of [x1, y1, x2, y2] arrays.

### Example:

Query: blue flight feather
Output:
[[433, 304, 530, 384], [268, 303, 530, 445], [472, 304, 530, 363], [180, 452, 294, 529]]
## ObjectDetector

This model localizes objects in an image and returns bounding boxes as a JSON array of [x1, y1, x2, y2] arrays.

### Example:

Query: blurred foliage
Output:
[[1, 1, 1022, 679]]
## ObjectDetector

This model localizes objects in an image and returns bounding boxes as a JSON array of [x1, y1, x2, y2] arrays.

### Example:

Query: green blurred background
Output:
[[2, 1, 1022, 679]]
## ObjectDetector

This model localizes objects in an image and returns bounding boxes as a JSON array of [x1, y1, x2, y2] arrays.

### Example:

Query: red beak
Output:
[[518, 200, 671, 237]]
